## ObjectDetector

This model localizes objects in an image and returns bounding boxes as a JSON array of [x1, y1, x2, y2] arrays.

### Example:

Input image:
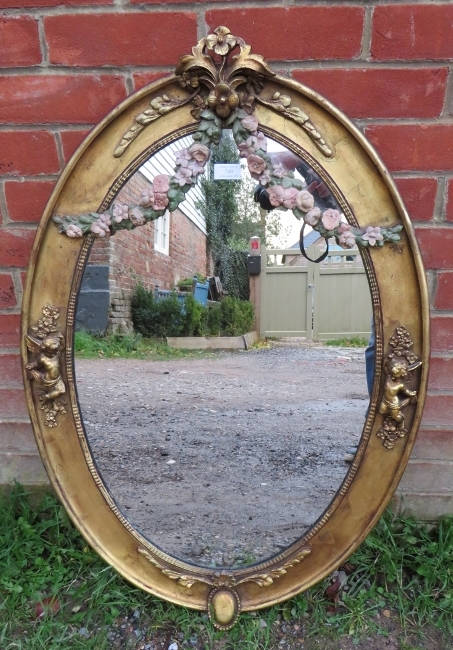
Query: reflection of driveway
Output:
[[75, 339, 368, 568]]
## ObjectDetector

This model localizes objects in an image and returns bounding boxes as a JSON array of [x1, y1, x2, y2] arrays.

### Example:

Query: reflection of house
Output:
[[76, 137, 209, 333], [282, 231, 360, 267]]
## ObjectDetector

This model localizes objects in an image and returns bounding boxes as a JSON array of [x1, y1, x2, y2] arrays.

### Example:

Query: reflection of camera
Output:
[[254, 185, 273, 211]]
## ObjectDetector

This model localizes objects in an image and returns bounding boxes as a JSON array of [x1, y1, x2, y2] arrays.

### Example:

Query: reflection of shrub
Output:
[[131, 285, 254, 338]]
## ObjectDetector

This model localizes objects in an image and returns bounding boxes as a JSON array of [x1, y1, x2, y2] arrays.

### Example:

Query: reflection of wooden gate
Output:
[[259, 245, 372, 340]]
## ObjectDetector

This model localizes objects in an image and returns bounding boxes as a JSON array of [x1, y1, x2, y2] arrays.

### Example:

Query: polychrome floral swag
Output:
[[53, 26, 402, 251]]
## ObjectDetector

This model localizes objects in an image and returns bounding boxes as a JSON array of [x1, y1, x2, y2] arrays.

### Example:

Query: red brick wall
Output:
[[0, 2, 452, 514]]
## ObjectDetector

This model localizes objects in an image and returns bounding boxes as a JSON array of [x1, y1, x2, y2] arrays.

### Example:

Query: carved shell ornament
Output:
[[53, 26, 403, 253]]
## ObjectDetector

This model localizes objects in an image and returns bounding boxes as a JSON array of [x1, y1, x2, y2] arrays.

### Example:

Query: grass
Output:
[[324, 337, 369, 347], [74, 331, 217, 361], [1, 485, 452, 648]]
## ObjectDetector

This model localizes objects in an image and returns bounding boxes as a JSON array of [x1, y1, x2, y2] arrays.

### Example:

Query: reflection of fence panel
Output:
[[260, 246, 372, 340], [260, 248, 312, 337]]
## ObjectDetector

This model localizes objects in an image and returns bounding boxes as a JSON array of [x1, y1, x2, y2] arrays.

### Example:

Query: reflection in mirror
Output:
[[74, 132, 372, 568]]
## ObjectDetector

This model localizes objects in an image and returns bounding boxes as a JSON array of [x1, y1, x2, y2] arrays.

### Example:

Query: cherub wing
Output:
[[25, 334, 41, 354], [407, 360, 422, 372]]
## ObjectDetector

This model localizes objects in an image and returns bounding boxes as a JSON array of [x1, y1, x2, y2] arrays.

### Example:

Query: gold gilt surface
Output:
[[22, 54, 429, 625]]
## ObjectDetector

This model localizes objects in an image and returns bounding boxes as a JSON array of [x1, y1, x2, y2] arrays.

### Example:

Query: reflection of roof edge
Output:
[[140, 136, 206, 235]]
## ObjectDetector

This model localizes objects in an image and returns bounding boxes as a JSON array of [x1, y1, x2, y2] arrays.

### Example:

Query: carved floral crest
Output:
[[53, 26, 403, 253]]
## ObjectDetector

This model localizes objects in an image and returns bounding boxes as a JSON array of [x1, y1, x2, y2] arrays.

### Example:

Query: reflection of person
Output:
[[26, 335, 66, 402]]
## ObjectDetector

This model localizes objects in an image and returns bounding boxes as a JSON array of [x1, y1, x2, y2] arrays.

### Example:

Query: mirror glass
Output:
[[74, 133, 372, 568]]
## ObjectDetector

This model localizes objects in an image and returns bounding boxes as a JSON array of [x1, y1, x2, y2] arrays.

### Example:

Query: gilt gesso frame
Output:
[[22, 28, 429, 629]]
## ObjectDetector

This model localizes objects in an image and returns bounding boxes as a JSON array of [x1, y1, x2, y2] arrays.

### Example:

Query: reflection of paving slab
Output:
[[76, 341, 368, 568]]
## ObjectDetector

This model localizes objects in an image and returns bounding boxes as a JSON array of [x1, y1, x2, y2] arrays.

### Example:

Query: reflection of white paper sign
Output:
[[213, 164, 242, 180]]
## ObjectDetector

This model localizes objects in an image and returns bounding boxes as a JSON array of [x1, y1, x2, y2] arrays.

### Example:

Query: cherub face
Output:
[[41, 336, 60, 354], [391, 362, 407, 379]]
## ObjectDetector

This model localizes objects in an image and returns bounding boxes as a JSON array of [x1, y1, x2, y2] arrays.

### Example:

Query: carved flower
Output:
[[187, 160, 205, 177], [267, 185, 285, 207], [296, 190, 315, 213], [153, 174, 170, 194], [304, 207, 321, 226], [259, 169, 271, 186], [174, 167, 193, 187], [188, 143, 210, 164], [207, 82, 240, 118], [241, 114, 259, 133], [66, 224, 83, 238], [128, 207, 145, 227], [247, 154, 266, 176], [140, 189, 154, 208], [99, 213, 111, 227], [206, 26, 237, 56], [152, 193, 169, 211], [112, 202, 129, 223], [91, 219, 110, 237], [338, 231, 356, 249], [272, 163, 288, 179], [337, 221, 352, 234], [175, 148, 191, 167], [282, 187, 299, 210], [321, 209, 341, 231], [238, 139, 256, 159], [362, 226, 384, 246]]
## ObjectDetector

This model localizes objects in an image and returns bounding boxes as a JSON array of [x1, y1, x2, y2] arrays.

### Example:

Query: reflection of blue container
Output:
[[193, 281, 209, 306]]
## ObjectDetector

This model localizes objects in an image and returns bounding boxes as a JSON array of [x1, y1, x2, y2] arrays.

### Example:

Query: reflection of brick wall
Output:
[[87, 172, 207, 331]]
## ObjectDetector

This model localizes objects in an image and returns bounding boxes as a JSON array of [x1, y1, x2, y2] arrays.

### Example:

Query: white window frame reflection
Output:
[[154, 211, 170, 255]]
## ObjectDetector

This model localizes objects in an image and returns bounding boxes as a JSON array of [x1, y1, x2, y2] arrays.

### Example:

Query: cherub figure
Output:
[[25, 333, 66, 403], [379, 358, 421, 430]]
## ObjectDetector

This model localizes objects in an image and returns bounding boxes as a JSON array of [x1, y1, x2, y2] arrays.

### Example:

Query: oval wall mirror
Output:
[[22, 27, 429, 630]]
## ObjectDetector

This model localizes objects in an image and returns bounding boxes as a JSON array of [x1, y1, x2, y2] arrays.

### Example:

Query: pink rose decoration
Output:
[[188, 143, 210, 164], [267, 185, 285, 207], [272, 163, 287, 179], [238, 140, 255, 158], [187, 160, 205, 176], [174, 167, 193, 187], [175, 148, 191, 166], [112, 202, 129, 223], [153, 175, 170, 193], [321, 209, 341, 231], [362, 226, 384, 246], [66, 224, 83, 238], [140, 189, 154, 208], [152, 193, 169, 211], [304, 208, 321, 227], [282, 187, 299, 209], [339, 231, 356, 249], [254, 132, 267, 152], [99, 213, 111, 226], [259, 169, 271, 186], [337, 222, 352, 234], [91, 219, 110, 237], [296, 190, 315, 213], [128, 207, 145, 226], [247, 154, 266, 175], [241, 114, 259, 132]]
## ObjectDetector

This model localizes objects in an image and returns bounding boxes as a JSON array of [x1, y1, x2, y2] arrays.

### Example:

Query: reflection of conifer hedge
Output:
[[198, 132, 249, 300]]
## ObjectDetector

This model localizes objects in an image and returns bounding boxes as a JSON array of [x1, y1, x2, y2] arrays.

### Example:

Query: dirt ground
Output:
[[75, 339, 369, 567]]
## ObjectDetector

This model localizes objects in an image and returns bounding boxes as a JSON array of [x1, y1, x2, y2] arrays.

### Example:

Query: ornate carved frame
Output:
[[22, 29, 429, 630]]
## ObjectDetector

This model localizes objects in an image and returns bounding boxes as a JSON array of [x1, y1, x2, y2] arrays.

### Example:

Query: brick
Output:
[[0, 452, 48, 486], [0, 353, 22, 385], [434, 272, 453, 310], [4, 180, 55, 223], [0, 229, 36, 267], [429, 356, 453, 392], [0, 422, 36, 453], [206, 7, 364, 61], [415, 228, 453, 270], [0, 16, 41, 67], [365, 125, 453, 173], [412, 429, 453, 461], [45, 13, 197, 67], [446, 179, 453, 223], [399, 458, 453, 493], [60, 130, 91, 163], [393, 493, 453, 520], [394, 178, 437, 223], [0, 314, 20, 347], [431, 316, 453, 352], [0, 132, 59, 176], [133, 72, 171, 92], [0, 274, 16, 308], [0, 389, 28, 418], [292, 68, 447, 119], [372, 5, 453, 61], [0, 75, 127, 125]]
